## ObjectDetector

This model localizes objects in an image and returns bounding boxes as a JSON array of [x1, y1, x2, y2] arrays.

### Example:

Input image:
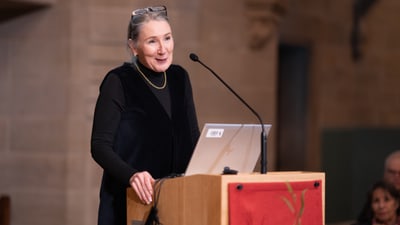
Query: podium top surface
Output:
[[182, 171, 325, 182], [166, 171, 326, 188]]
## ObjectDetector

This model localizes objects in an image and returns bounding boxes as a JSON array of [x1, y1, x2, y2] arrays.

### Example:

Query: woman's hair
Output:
[[357, 180, 400, 224], [127, 8, 169, 47]]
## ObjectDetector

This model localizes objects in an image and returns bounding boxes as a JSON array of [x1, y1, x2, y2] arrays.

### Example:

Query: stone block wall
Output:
[[3, 0, 399, 224], [0, 0, 278, 224], [280, 0, 400, 171]]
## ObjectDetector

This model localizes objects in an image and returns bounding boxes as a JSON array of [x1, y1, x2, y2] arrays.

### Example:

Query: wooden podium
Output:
[[127, 171, 325, 225]]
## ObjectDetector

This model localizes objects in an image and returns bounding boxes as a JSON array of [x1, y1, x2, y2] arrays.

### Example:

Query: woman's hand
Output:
[[129, 171, 155, 205]]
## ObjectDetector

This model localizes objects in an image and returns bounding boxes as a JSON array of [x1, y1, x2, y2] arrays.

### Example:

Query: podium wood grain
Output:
[[127, 171, 325, 225]]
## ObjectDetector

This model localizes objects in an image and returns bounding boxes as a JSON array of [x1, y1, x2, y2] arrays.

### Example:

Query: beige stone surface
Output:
[[1, 0, 399, 224]]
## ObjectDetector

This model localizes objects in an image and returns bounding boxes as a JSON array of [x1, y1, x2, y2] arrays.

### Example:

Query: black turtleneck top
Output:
[[134, 60, 172, 118]]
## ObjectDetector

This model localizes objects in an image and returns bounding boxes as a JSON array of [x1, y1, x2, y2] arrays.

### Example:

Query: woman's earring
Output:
[[131, 55, 137, 62]]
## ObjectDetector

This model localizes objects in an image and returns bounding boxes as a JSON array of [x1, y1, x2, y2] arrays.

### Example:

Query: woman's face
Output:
[[371, 187, 399, 223], [129, 20, 174, 72]]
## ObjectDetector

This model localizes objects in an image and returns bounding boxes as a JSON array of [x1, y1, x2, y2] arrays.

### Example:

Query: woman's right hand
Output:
[[129, 171, 155, 205]]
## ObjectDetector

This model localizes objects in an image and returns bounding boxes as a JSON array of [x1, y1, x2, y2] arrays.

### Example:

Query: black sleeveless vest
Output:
[[111, 63, 196, 177]]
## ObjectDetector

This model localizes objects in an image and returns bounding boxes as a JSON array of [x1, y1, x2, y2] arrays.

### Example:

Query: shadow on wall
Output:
[[321, 127, 400, 223], [0, 195, 10, 225]]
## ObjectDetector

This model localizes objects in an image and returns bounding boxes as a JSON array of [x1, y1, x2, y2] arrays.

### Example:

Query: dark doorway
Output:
[[277, 43, 310, 170]]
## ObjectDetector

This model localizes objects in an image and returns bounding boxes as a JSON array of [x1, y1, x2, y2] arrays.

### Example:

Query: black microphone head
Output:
[[189, 53, 199, 62]]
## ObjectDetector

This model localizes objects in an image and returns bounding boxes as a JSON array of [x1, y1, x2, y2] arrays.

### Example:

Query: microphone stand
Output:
[[190, 53, 268, 174]]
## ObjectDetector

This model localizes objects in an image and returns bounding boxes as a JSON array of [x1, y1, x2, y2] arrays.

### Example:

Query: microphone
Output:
[[189, 53, 268, 174]]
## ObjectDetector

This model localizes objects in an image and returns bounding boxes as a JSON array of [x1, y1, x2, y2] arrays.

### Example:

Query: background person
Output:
[[384, 150, 400, 191], [355, 180, 400, 225]]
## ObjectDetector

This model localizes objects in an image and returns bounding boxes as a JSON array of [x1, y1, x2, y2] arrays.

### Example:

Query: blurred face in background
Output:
[[384, 155, 400, 191], [371, 187, 399, 224]]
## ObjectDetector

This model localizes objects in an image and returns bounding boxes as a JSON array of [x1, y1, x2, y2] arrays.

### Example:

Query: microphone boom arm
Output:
[[190, 53, 268, 174]]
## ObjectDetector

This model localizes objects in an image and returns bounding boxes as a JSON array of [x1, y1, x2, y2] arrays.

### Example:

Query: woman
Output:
[[355, 180, 400, 225], [90, 5, 200, 225]]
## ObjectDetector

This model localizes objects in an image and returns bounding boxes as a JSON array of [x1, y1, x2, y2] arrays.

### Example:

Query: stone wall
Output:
[[280, 0, 400, 171], [0, 0, 278, 224], [2, 0, 399, 224], [0, 0, 71, 224]]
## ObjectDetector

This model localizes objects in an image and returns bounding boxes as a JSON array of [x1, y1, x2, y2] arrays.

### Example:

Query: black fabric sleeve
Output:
[[90, 73, 137, 186], [183, 71, 200, 144]]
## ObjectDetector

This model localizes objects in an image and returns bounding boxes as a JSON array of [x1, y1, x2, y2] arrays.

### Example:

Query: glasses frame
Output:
[[131, 6, 167, 17]]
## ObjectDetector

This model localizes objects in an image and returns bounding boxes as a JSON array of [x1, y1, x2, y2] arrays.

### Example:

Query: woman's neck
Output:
[[373, 216, 399, 225], [136, 60, 163, 76]]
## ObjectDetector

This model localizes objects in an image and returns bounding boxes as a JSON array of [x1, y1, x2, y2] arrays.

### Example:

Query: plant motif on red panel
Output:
[[280, 182, 308, 225]]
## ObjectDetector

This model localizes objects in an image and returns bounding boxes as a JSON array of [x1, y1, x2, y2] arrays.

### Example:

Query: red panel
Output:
[[228, 180, 323, 225]]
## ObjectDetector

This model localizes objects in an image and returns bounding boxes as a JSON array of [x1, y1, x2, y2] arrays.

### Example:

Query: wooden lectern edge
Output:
[[126, 187, 153, 225]]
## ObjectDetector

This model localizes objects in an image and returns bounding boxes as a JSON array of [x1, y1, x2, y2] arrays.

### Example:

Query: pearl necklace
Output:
[[133, 62, 167, 90]]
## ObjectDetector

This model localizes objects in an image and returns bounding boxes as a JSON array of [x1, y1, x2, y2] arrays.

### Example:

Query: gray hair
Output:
[[385, 150, 400, 169]]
